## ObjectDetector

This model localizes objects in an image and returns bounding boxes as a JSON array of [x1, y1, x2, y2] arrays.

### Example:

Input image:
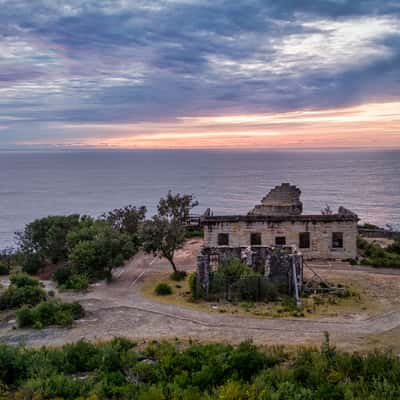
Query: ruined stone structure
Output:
[[250, 183, 303, 216], [196, 246, 303, 300], [196, 183, 358, 300], [201, 183, 359, 261]]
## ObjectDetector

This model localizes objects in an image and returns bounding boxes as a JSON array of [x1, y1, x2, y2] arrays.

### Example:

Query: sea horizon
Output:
[[1, 148, 399, 248]]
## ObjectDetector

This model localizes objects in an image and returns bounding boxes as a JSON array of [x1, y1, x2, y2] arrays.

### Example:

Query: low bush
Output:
[[217, 258, 259, 280], [170, 270, 187, 281], [10, 272, 41, 288], [281, 297, 298, 312], [387, 240, 400, 254], [184, 228, 204, 239], [0, 262, 9, 275], [154, 283, 173, 296], [188, 272, 197, 299], [261, 281, 279, 302], [359, 238, 400, 268], [0, 274, 47, 310], [21, 252, 43, 275], [53, 265, 73, 285], [53, 266, 89, 291], [64, 273, 89, 291], [16, 301, 84, 329]]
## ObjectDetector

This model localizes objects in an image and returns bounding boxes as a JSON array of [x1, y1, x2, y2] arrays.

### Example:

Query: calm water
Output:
[[1, 149, 399, 248]]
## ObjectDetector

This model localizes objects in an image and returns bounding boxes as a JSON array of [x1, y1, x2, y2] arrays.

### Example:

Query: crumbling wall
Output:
[[196, 246, 303, 299], [250, 183, 303, 216]]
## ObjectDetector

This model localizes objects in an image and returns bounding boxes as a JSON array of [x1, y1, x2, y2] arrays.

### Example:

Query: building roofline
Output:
[[201, 214, 359, 224]]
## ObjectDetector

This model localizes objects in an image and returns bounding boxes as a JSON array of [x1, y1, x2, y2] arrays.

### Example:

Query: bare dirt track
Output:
[[2, 239, 400, 351]]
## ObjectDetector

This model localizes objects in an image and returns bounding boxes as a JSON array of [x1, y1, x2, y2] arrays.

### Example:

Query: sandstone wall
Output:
[[203, 219, 358, 260]]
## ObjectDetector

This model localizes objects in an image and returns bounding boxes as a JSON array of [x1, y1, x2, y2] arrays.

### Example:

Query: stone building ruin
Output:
[[196, 183, 359, 299]]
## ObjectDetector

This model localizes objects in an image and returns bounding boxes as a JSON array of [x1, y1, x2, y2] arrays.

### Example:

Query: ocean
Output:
[[1, 149, 399, 248]]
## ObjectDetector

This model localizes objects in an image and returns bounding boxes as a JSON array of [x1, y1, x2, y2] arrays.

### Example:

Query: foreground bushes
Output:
[[0, 338, 399, 399]]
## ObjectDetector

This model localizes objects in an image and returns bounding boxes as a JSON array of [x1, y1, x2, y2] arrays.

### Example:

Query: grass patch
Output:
[[141, 272, 367, 319]]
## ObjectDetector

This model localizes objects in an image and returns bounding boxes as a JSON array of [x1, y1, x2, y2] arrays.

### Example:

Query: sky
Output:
[[0, 0, 399, 149]]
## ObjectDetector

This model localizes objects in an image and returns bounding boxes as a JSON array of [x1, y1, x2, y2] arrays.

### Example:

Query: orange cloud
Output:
[[18, 101, 400, 149]]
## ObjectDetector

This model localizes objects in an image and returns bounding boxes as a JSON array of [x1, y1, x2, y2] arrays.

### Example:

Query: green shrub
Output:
[[10, 273, 41, 288], [387, 240, 400, 255], [217, 258, 258, 280], [184, 228, 204, 239], [0, 262, 9, 276], [65, 274, 89, 291], [53, 266, 89, 291], [357, 236, 369, 250], [188, 272, 197, 299], [1, 339, 400, 399], [21, 252, 43, 275], [261, 281, 279, 302], [15, 305, 35, 327], [53, 265, 73, 285], [16, 301, 84, 329], [154, 283, 173, 296], [62, 340, 100, 373], [22, 373, 89, 399], [0, 275, 47, 310], [358, 239, 400, 269], [282, 297, 298, 312], [170, 270, 187, 281]]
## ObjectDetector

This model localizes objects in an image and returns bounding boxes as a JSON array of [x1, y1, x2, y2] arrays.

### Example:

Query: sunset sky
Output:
[[1, 0, 399, 149]]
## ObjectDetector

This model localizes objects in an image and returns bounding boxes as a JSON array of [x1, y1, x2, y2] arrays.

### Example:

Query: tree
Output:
[[15, 215, 86, 265], [142, 192, 198, 273], [68, 223, 136, 281], [321, 204, 333, 215], [0, 247, 15, 272], [102, 205, 147, 235]]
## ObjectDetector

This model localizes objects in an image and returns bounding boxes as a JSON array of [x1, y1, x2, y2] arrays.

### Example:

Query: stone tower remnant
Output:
[[250, 183, 303, 216]]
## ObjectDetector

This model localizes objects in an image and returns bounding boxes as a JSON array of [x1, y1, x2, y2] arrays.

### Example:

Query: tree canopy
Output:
[[142, 192, 198, 272]]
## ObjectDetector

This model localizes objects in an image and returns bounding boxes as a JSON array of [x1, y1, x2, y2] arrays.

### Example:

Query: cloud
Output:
[[0, 0, 399, 146], [14, 101, 400, 149]]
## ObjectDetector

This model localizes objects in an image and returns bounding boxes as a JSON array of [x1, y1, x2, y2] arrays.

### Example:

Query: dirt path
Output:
[[2, 239, 400, 350]]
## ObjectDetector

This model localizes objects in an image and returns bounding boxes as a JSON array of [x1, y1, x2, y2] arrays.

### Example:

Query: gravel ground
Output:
[[1, 239, 400, 350]]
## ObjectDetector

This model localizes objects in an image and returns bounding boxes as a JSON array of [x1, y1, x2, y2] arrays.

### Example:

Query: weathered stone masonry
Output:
[[203, 215, 358, 260], [196, 183, 358, 299], [200, 183, 359, 261]]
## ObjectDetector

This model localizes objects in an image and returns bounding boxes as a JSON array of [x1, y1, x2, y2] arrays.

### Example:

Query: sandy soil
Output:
[[1, 239, 400, 351]]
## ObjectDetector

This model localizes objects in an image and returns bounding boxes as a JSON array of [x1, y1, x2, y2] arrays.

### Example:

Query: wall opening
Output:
[[218, 233, 229, 246], [332, 232, 344, 248], [275, 236, 286, 246], [299, 232, 310, 249], [250, 232, 262, 246]]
